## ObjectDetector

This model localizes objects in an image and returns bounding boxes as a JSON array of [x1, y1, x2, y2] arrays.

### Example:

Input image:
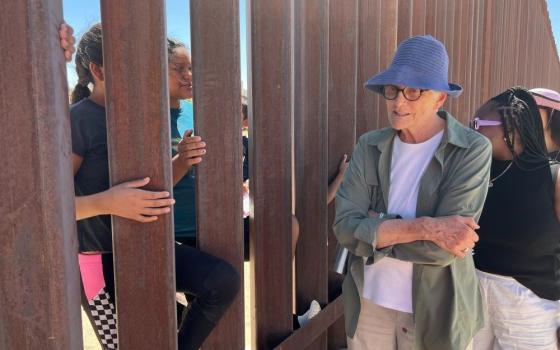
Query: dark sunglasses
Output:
[[382, 85, 426, 101]]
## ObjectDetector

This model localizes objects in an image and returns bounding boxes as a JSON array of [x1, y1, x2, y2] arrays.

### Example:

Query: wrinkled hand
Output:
[[103, 177, 175, 223], [59, 22, 75, 62], [177, 130, 206, 170], [423, 215, 479, 258]]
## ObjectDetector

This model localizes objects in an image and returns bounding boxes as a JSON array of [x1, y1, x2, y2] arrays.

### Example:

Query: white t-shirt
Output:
[[363, 130, 444, 313]]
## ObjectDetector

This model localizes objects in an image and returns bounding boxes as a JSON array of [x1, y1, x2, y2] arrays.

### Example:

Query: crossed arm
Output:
[[333, 135, 492, 266]]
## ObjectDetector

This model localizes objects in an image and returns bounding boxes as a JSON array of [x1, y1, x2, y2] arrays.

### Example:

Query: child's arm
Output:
[[327, 154, 349, 205], [75, 178, 174, 222], [73, 154, 175, 222], [172, 130, 207, 185]]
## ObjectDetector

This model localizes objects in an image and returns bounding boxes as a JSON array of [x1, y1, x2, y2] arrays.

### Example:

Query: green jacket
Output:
[[333, 111, 492, 350]]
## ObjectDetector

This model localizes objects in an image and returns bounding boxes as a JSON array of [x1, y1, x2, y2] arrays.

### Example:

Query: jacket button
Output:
[[402, 327, 408, 333]]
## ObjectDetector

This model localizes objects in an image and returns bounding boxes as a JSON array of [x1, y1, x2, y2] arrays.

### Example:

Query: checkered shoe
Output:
[[88, 287, 118, 349]]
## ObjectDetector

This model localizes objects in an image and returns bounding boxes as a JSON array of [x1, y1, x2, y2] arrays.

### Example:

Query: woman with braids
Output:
[[70, 24, 240, 350], [471, 87, 560, 349], [530, 88, 560, 160]]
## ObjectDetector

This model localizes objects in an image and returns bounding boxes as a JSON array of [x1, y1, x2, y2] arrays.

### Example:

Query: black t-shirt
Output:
[[70, 98, 112, 252], [474, 158, 560, 300]]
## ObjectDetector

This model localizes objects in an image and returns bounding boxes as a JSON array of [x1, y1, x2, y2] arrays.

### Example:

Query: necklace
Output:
[[488, 161, 513, 188]]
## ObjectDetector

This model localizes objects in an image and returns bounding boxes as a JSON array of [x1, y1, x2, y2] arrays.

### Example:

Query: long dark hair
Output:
[[478, 87, 549, 170], [70, 23, 103, 104]]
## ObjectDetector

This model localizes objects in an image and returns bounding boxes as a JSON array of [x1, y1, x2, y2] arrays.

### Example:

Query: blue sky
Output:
[[549, 0, 560, 52], [64, 0, 559, 90]]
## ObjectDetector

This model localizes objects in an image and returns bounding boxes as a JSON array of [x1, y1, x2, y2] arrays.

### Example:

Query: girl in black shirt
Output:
[[71, 24, 240, 350], [472, 87, 560, 349]]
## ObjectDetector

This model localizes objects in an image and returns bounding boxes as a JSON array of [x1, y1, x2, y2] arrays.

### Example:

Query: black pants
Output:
[[99, 243, 240, 350], [178, 222, 251, 261]]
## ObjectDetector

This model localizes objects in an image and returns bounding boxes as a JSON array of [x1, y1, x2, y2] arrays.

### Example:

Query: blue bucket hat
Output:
[[365, 35, 462, 97]]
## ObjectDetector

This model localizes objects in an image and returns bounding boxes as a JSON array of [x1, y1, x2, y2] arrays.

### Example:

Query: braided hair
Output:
[[70, 23, 103, 104], [484, 87, 550, 170]]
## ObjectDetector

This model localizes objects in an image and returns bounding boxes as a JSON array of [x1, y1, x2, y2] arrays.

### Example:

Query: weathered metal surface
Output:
[[294, 0, 330, 348], [248, 0, 294, 348], [190, 1, 245, 349], [101, 0, 177, 348], [355, 0, 381, 136], [376, 0, 398, 129], [0, 0, 82, 349]]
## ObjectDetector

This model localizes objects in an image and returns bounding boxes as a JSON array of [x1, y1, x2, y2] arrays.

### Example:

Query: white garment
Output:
[[243, 190, 250, 218], [474, 270, 560, 350], [363, 130, 443, 313]]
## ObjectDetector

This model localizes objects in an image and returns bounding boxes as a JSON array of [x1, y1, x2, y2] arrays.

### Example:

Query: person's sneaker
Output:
[[176, 292, 188, 307], [297, 300, 321, 327]]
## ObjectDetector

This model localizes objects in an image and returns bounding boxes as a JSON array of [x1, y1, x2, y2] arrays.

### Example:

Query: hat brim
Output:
[[530, 91, 560, 111], [364, 68, 463, 98]]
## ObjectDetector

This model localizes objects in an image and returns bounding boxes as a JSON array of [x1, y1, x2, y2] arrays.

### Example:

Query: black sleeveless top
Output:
[[474, 158, 560, 300]]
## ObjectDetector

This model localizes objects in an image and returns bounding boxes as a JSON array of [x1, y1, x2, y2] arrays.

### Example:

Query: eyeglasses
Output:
[[382, 85, 426, 101], [470, 117, 502, 130], [170, 63, 191, 75]]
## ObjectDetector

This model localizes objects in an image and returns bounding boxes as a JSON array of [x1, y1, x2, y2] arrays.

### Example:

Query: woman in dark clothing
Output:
[[471, 87, 560, 349], [71, 24, 240, 350]]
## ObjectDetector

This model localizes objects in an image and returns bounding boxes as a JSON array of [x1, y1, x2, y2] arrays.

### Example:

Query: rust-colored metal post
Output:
[[100, 1, 177, 348], [190, 1, 244, 349], [397, 0, 413, 44], [248, 0, 294, 348], [0, 1, 82, 349], [411, 0, 427, 36], [356, 0, 381, 135], [376, 0, 398, 129], [326, 1, 359, 348], [294, 0, 329, 349], [480, 0, 494, 101], [327, 0, 358, 231]]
